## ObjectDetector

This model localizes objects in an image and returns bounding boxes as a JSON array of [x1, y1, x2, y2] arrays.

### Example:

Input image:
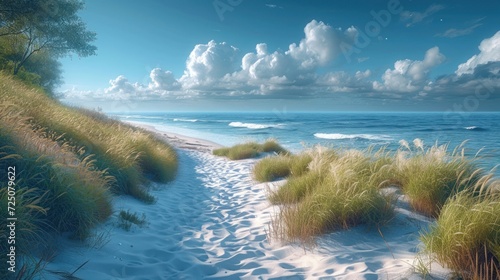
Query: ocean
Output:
[[110, 112, 500, 175]]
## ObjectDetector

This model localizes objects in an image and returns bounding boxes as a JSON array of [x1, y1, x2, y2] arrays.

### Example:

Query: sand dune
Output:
[[42, 128, 450, 279]]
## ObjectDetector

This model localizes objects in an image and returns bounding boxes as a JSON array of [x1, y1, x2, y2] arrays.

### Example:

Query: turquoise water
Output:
[[110, 112, 500, 174]]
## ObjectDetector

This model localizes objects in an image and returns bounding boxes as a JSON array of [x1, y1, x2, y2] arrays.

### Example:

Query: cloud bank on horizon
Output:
[[62, 5, 500, 108]]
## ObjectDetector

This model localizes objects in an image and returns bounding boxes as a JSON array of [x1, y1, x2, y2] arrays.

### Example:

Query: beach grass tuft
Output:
[[395, 141, 481, 217], [253, 153, 312, 182], [213, 139, 289, 160], [266, 146, 395, 243], [421, 186, 500, 279]]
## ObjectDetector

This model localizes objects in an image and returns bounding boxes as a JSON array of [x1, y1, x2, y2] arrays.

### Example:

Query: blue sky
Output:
[[60, 0, 500, 112]]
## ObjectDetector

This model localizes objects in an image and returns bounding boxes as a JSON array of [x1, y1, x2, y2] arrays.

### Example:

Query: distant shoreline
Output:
[[125, 120, 223, 153]]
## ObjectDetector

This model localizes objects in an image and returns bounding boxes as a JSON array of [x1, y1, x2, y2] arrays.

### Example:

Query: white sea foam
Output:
[[229, 122, 281, 129], [174, 118, 198, 123], [314, 133, 393, 141]]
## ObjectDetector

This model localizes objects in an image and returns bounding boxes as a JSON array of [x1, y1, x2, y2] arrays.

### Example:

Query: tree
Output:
[[0, 0, 96, 75], [24, 50, 63, 93], [0, 0, 39, 36]]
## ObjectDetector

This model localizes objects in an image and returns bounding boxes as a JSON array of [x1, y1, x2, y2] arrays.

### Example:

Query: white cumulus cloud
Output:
[[432, 31, 500, 97], [105, 75, 142, 96], [455, 31, 500, 76], [62, 21, 500, 106], [180, 40, 239, 89], [219, 20, 359, 96], [93, 71, 183, 100], [149, 68, 180, 91], [374, 47, 445, 92], [143, 20, 360, 98], [287, 20, 357, 69]]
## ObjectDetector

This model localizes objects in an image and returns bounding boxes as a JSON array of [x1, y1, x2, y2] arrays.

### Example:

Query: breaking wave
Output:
[[314, 133, 393, 141], [229, 122, 282, 129], [174, 118, 198, 123]]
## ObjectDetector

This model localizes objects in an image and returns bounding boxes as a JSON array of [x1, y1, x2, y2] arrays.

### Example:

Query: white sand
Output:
[[126, 121, 223, 152], [41, 126, 450, 279]]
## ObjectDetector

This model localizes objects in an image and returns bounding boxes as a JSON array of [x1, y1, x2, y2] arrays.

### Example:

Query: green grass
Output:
[[395, 140, 481, 217], [0, 108, 113, 239], [280, 179, 393, 241], [267, 146, 395, 243], [253, 153, 312, 182], [258, 140, 500, 277], [0, 73, 178, 200], [0, 73, 178, 279], [213, 139, 289, 160], [268, 171, 325, 204], [421, 185, 500, 279]]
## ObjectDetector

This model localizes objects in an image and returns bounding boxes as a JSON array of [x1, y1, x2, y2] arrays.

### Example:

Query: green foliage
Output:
[[22, 50, 63, 93], [213, 142, 260, 160], [213, 139, 289, 160], [261, 140, 482, 220], [0, 104, 113, 241], [288, 153, 314, 177], [0, 0, 94, 93], [282, 179, 393, 241]]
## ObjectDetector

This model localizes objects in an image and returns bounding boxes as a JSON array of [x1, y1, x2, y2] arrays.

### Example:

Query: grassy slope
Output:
[[0, 73, 178, 278]]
